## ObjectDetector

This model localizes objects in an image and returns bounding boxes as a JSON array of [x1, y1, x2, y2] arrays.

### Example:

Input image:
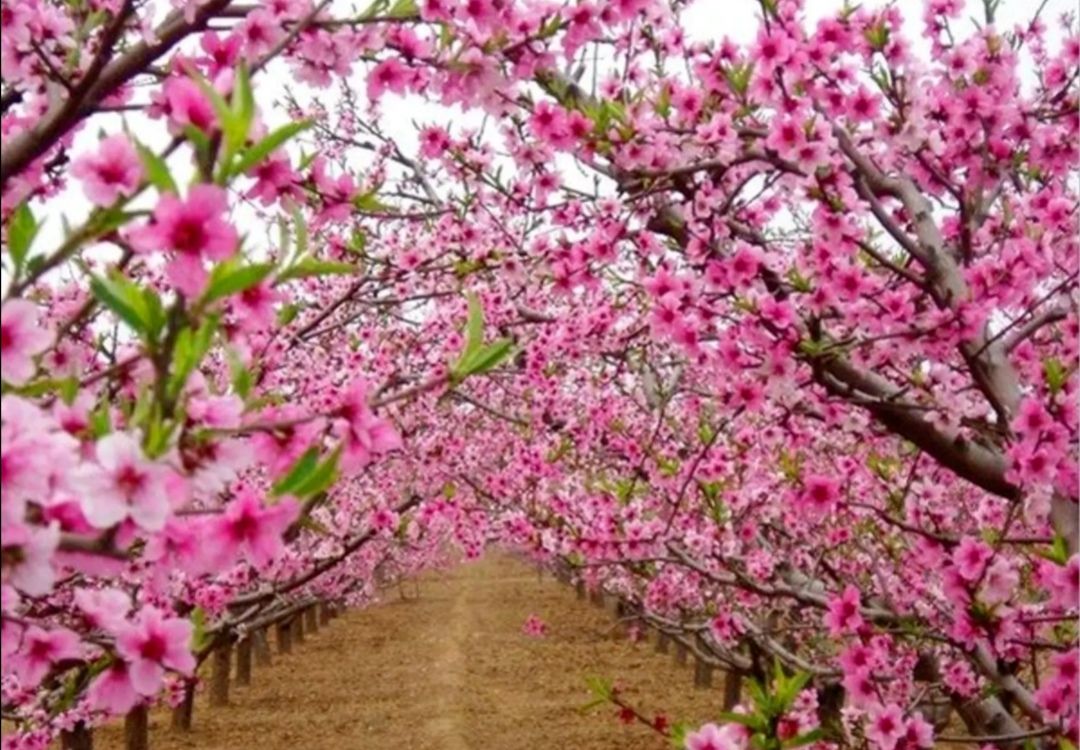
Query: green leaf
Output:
[[277, 258, 357, 283], [134, 140, 178, 195], [449, 293, 488, 381], [584, 675, 613, 700], [168, 316, 218, 398], [277, 303, 300, 326], [347, 229, 368, 256], [89, 401, 112, 438], [232, 119, 312, 176], [353, 190, 391, 213], [576, 697, 610, 714], [1043, 357, 1069, 396], [90, 273, 159, 339], [746, 678, 771, 714], [863, 22, 890, 50], [232, 62, 255, 144], [669, 721, 692, 748], [204, 260, 275, 304], [289, 446, 341, 498], [1038, 534, 1071, 566], [7, 202, 39, 269], [58, 376, 79, 405], [89, 207, 146, 237], [292, 208, 309, 261], [299, 515, 331, 536], [143, 410, 178, 459], [455, 338, 514, 379], [272, 448, 320, 497], [717, 711, 768, 732], [228, 349, 254, 399], [190, 70, 233, 140], [387, 0, 419, 18], [782, 729, 824, 748], [465, 293, 484, 353], [190, 607, 211, 651], [725, 63, 755, 96], [775, 669, 811, 711]]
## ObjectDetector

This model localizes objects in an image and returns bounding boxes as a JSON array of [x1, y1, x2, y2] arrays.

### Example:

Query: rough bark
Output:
[[254, 628, 272, 666], [209, 641, 232, 706], [276, 620, 292, 654], [171, 680, 196, 731], [124, 706, 148, 750], [655, 632, 671, 654], [60, 724, 93, 750], [235, 636, 253, 686]]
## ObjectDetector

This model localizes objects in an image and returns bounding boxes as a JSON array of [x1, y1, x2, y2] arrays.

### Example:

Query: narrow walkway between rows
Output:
[[99, 554, 720, 750]]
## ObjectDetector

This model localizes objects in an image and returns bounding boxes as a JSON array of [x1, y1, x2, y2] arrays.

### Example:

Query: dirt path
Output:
[[96, 554, 720, 750]]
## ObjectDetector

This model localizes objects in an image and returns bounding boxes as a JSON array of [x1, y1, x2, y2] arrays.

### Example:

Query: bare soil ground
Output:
[[96, 553, 721, 749]]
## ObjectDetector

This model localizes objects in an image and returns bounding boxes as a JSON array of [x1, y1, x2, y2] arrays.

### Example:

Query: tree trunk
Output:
[[694, 658, 714, 688], [171, 680, 196, 731], [291, 613, 305, 644], [319, 601, 332, 625], [276, 620, 292, 654], [60, 723, 93, 750], [254, 628, 272, 666], [655, 632, 670, 654], [674, 640, 688, 666], [124, 706, 148, 750], [235, 636, 253, 686], [723, 670, 743, 710], [304, 605, 318, 633], [209, 641, 232, 706], [575, 581, 585, 600]]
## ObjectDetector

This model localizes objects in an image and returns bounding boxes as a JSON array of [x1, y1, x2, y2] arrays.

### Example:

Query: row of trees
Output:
[[1, 0, 1076, 747]]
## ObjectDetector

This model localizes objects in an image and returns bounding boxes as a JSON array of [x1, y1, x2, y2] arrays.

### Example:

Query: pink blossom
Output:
[[128, 185, 238, 297], [163, 76, 216, 132], [952, 537, 993, 582], [198, 30, 242, 76], [76, 432, 171, 532], [521, 614, 547, 637], [208, 488, 299, 568], [86, 662, 140, 715], [1, 300, 51, 385], [114, 607, 195, 696], [2, 522, 59, 596], [419, 126, 451, 158], [865, 704, 906, 750], [74, 588, 131, 632], [71, 135, 143, 206], [370, 507, 399, 533], [231, 281, 281, 332], [980, 557, 1018, 605], [684, 722, 741, 750], [824, 584, 863, 636], [334, 380, 403, 472], [842, 667, 877, 709], [1013, 397, 1051, 438], [11, 625, 81, 687], [237, 9, 282, 57], [800, 474, 841, 515], [904, 713, 935, 749], [367, 59, 411, 100]]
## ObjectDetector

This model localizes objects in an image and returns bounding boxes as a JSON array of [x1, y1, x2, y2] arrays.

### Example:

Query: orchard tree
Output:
[[1, 0, 1077, 749]]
